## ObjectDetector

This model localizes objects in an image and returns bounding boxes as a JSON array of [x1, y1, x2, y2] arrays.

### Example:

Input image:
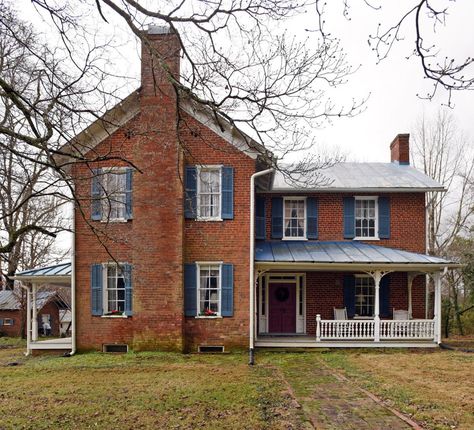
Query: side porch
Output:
[[254, 241, 459, 348]]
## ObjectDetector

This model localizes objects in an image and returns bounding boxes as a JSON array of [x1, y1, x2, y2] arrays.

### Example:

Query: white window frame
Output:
[[101, 167, 128, 223], [282, 197, 307, 240], [196, 165, 223, 221], [196, 262, 223, 318], [354, 196, 379, 240], [3, 318, 13, 326], [354, 274, 375, 318], [102, 263, 127, 316]]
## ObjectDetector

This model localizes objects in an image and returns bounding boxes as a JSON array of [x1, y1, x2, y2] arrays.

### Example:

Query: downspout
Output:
[[67, 196, 77, 356], [21, 284, 31, 356], [249, 168, 274, 365]]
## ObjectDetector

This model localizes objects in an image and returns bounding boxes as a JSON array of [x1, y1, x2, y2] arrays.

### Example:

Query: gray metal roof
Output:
[[15, 262, 71, 277], [270, 163, 444, 192], [255, 241, 455, 266], [0, 290, 65, 311]]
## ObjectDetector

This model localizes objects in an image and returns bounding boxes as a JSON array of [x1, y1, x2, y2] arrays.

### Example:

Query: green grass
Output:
[[0, 348, 303, 430]]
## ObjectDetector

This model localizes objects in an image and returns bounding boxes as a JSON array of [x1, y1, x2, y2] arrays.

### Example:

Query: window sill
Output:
[[353, 237, 380, 241], [194, 316, 223, 319], [196, 217, 223, 222], [101, 315, 129, 319], [100, 218, 130, 223], [282, 237, 308, 241]]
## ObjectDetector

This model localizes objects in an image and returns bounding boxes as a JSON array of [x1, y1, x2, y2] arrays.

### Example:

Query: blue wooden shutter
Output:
[[91, 264, 103, 316], [307, 197, 318, 239], [271, 197, 283, 239], [123, 264, 133, 316], [0, 319, 3, 326], [91, 168, 103, 221], [221, 264, 234, 317], [221, 166, 234, 219], [184, 263, 197, 316], [343, 197, 355, 239], [343, 275, 355, 318], [255, 196, 266, 240], [380, 275, 391, 318], [125, 168, 133, 220], [378, 196, 390, 239], [184, 166, 197, 219]]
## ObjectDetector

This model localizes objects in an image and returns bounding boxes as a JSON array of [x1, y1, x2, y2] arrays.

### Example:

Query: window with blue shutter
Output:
[[255, 196, 266, 240], [343, 275, 355, 318], [378, 196, 391, 239], [91, 168, 103, 220], [125, 168, 133, 220], [307, 197, 318, 239], [123, 264, 133, 316], [91, 264, 103, 316], [221, 166, 234, 219], [184, 166, 197, 219], [184, 263, 197, 316], [271, 197, 283, 239], [380, 275, 391, 318], [343, 197, 355, 239], [221, 264, 234, 317]]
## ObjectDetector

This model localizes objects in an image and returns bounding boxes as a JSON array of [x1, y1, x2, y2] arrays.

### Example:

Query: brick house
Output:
[[50, 26, 458, 354]]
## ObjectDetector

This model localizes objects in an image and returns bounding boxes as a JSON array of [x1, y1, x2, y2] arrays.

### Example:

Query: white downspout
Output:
[[68, 198, 77, 356], [249, 168, 274, 365], [23, 285, 31, 356]]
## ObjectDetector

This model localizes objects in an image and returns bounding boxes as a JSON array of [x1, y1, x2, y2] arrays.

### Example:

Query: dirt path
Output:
[[274, 355, 417, 430]]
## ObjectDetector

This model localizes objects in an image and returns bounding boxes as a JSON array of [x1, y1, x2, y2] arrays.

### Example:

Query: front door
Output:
[[268, 283, 296, 333]]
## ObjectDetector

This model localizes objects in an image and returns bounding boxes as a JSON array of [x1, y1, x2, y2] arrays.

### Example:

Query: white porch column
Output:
[[373, 271, 381, 342], [26, 286, 32, 355], [31, 283, 38, 341], [407, 274, 415, 319], [316, 314, 321, 342], [433, 271, 442, 344]]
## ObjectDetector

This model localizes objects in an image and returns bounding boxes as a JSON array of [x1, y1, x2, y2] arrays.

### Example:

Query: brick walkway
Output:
[[277, 357, 414, 430]]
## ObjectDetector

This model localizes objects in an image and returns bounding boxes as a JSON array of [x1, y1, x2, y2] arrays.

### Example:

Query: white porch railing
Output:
[[380, 319, 435, 340], [316, 315, 436, 342]]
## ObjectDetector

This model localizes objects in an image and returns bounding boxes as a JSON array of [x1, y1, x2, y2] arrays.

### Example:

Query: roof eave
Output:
[[255, 261, 461, 271], [12, 275, 71, 285], [261, 187, 446, 193]]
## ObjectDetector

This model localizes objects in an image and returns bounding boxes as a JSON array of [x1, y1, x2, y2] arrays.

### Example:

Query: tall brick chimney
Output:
[[140, 25, 181, 101], [390, 134, 410, 165]]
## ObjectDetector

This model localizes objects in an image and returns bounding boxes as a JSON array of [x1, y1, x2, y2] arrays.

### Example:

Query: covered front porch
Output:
[[254, 241, 459, 348]]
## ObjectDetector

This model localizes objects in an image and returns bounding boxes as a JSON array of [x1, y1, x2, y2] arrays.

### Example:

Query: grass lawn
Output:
[[0, 340, 472, 430], [0, 345, 304, 430]]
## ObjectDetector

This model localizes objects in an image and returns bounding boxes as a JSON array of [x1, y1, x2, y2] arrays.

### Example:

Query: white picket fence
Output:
[[316, 315, 435, 342]]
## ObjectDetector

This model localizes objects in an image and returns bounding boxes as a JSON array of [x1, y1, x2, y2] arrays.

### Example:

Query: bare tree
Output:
[[412, 109, 474, 335], [315, 0, 474, 105]]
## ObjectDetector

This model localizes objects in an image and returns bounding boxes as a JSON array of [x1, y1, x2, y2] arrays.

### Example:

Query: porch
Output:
[[253, 241, 460, 348]]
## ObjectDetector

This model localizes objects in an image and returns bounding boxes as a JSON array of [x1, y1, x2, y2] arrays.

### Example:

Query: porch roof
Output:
[[255, 241, 459, 271], [13, 262, 71, 285]]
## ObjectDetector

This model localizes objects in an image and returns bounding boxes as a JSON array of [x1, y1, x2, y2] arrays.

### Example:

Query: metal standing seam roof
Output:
[[15, 262, 71, 277], [270, 162, 445, 192], [255, 241, 455, 266], [0, 290, 65, 311]]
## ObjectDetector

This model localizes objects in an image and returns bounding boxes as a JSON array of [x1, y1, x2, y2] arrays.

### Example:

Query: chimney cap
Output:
[[147, 24, 172, 35]]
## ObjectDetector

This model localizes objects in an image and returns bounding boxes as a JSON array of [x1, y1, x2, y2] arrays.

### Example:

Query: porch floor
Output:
[[30, 337, 72, 350], [255, 336, 438, 348]]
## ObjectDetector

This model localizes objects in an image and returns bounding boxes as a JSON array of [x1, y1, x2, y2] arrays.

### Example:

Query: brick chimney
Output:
[[390, 134, 410, 165], [140, 25, 181, 101]]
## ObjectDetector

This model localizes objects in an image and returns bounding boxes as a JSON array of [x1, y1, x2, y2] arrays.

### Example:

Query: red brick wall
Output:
[[0, 310, 21, 337], [390, 134, 410, 164], [304, 271, 426, 336], [260, 192, 426, 253], [181, 110, 256, 352]]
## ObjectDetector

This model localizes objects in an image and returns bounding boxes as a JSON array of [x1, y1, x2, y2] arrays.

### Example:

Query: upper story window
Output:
[[283, 198, 306, 239], [102, 169, 127, 221], [197, 167, 221, 220], [355, 197, 378, 239], [355, 276, 375, 317]]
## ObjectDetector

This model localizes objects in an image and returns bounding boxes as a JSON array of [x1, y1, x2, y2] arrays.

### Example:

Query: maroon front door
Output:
[[268, 283, 296, 333]]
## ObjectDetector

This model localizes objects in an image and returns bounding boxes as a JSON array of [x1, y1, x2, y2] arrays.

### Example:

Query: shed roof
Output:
[[269, 162, 444, 192], [255, 241, 458, 271]]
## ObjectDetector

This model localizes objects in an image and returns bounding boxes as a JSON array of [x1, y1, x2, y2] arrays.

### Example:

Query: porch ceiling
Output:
[[255, 241, 460, 272]]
